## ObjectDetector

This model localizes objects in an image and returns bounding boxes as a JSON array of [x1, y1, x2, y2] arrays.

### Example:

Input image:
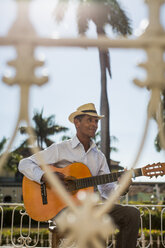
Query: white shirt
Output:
[[18, 136, 116, 199]]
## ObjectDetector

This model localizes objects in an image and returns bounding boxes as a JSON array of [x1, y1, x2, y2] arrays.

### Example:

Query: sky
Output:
[[0, 0, 165, 182]]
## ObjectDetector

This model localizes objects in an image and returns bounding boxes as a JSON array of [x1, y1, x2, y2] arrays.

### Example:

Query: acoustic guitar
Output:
[[22, 162, 165, 222]]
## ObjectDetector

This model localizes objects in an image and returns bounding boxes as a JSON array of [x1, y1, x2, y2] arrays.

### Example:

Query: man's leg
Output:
[[109, 204, 140, 248]]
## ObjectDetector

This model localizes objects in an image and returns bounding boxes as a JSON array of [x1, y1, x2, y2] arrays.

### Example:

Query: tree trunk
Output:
[[98, 49, 111, 170]]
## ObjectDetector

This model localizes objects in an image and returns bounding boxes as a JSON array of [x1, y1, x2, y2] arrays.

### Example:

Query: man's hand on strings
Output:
[[41, 172, 72, 190]]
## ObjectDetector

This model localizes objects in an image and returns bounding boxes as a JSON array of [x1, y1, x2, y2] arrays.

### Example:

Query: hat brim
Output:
[[68, 111, 104, 123]]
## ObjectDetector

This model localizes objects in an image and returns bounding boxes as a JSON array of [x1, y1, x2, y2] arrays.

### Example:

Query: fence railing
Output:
[[136, 204, 165, 248], [0, 203, 165, 247], [0, 203, 51, 247]]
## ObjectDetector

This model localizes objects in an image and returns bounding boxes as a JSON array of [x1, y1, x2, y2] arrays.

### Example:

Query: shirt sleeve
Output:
[[97, 153, 117, 199], [18, 143, 59, 184]]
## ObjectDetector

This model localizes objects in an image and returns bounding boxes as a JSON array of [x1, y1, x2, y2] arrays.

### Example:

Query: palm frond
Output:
[[110, 146, 118, 152], [154, 134, 161, 152], [0, 137, 7, 153], [53, 125, 69, 133], [44, 138, 54, 147], [19, 126, 28, 134], [106, 0, 132, 35], [54, 0, 70, 23], [111, 135, 119, 142], [77, 3, 89, 35], [61, 135, 71, 141]]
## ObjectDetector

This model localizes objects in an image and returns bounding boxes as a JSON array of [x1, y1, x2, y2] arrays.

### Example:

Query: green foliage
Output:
[[4, 152, 23, 173], [0, 137, 7, 154], [0, 109, 70, 174], [138, 229, 165, 248], [1, 228, 50, 247], [1, 206, 165, 230], [1, 227, 165, 247], [0, 207, 48, 228], [61, 135, 71, 141], [140, 208, 165, 230], [0, 209, 50, 246], [19, 109, 69, 149], [120, 201, 165, 231], [154, 133, 162, 152], [1, 207, 165, 247]]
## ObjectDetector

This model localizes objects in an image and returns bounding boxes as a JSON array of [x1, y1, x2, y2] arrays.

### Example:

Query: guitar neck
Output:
[[75, 168, 142, 190]]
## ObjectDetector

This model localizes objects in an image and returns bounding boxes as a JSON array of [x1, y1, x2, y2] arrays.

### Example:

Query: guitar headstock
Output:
[[142, 162, 165, 178]]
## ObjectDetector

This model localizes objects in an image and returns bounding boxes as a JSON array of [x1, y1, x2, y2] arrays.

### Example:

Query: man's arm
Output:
[[18, 143, 59, 183], [18, 157, 45, 184]]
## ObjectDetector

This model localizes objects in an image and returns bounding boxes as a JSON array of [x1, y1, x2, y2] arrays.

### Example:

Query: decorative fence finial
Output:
[[143, 0, 165, 36]]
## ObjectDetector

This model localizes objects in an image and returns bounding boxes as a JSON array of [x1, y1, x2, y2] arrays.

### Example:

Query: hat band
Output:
[[81, 110, 97, 114]]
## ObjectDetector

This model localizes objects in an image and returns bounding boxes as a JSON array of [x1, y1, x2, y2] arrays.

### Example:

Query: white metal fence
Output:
[[0, 203, 165, 247]]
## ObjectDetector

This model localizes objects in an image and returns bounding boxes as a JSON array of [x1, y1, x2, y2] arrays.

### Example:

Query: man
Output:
[[18, 103, 140, 248]]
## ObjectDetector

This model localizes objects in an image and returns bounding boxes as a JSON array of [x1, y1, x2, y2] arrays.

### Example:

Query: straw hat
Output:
[[68, 103, 104, 123]]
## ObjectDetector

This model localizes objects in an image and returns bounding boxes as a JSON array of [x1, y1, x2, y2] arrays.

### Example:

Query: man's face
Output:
[[75, 115, 99, 138]]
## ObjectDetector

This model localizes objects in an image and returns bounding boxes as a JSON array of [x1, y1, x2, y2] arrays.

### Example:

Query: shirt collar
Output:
[[71, 135, 97, 151], [71, 135, 81, 148]]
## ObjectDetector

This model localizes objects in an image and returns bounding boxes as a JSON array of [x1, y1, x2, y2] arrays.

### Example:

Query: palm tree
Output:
[[19, 109, 69, 149], [154, 90, 165, 152], [1, 111, 69, 175], [54, 0, 132, 170]]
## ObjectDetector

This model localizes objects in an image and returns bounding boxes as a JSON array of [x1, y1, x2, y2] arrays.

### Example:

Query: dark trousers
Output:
[[109, 204, 140, 248]]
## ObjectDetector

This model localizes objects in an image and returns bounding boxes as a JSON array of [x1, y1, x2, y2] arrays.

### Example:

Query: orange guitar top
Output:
[[23, 161, 165, 221], [23, 163, 94, 222]]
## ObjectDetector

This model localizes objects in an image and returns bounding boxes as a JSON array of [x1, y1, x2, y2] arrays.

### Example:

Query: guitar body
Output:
[[23, 163, 94, 222], [23, 161, 165, 222]]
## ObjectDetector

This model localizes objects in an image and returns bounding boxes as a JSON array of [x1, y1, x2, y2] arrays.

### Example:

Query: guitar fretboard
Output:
[[74, 168, 142, 190]]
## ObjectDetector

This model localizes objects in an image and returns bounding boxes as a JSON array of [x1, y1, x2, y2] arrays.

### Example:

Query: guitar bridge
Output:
[[40, 182, 48, 205]]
